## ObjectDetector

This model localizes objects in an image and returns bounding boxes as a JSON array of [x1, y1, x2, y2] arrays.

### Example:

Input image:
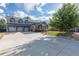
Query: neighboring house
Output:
[[5, 16, 48, 32]]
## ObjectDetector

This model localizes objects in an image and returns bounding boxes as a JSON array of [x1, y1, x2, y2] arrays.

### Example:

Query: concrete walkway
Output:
[[0, 32, 79, 56]]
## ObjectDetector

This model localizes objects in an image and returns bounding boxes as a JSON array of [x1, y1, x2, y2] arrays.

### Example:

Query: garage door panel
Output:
[[17, 27, 23, 32], [9, 27, 16, 32], [24, 27, 29, 32]]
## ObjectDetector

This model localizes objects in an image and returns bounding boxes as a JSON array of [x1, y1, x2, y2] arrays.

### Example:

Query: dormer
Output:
[[9, 18, 15, 23], [18, 19, 23, 24], [25, 20, 29, 24]]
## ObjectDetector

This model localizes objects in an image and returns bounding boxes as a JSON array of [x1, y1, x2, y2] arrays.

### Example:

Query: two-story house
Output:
[[5, 16, 48, 32]]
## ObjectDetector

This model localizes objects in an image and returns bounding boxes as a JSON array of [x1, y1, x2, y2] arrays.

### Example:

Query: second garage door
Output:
[[17, 27, 23, 32], [24, 27, 29, 32]]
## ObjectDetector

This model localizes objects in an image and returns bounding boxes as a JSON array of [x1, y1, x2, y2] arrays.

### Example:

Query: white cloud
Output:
[[47, 4, 63, 15], [29, 16, 37, 20], [25, 15, 50, 21], [35, 16, 51, 23], [36, 6, 44, 14], [36, 3, 47, 15], [40, 3, 47, 7], [13, 10, 51, 23], [0, 3, 5, 13], [47, 10, 56, 14], [13, 11, 28, 18], [37, 16, 50, 21], [0, 14, 5, 18], [0, 3, 6, 8], [13, 10, 38, 20], [0, 3, 6, 18], [13, 11, 37, 20], [23, 3, 46, 15], [0, 8, 5, 18], [0, 9, 4, 13], [56, 4, 63, 9], [23, 3, 37, 13]]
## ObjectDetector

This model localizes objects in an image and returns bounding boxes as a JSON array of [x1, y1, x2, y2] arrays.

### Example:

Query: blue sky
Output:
[[0, 3, 62, 21]]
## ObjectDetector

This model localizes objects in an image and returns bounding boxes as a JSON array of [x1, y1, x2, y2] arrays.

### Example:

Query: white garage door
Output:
[[17, 27, 23, 32], [9, 27, 16, 32], [24, 27, 29, 32]]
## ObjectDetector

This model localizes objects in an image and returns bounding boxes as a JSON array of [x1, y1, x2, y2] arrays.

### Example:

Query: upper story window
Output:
[[18, 19, 23, 23], [10, 18, 15, 23], [25, 20, 29, 24]]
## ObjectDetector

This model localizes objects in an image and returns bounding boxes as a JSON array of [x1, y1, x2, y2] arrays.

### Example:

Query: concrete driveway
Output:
[[0, 32, 79, 56]]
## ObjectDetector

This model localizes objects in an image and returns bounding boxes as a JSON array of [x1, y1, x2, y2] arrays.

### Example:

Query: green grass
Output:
[[44, 31, 73, 36]]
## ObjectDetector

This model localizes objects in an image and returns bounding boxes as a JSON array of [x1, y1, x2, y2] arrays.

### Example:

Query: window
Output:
[[10, 18, 15, 23], [18, 19, 23, 23], [25, 20, 28, 23]]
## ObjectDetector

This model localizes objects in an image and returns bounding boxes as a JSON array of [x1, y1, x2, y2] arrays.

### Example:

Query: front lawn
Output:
[[43, 31, 74, 37]]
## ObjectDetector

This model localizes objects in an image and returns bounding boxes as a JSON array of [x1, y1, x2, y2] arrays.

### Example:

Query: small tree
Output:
[[49, 3, 79, 32], [0, 19, 6, 29]]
